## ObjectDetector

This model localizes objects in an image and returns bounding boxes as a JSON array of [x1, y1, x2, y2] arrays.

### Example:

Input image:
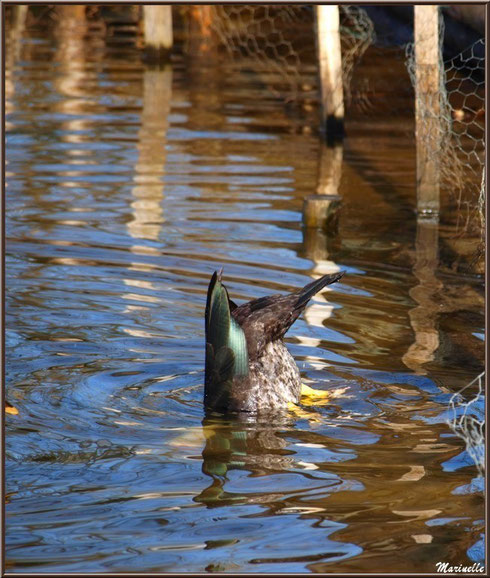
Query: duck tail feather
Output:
[[295, 271, 345, 309]]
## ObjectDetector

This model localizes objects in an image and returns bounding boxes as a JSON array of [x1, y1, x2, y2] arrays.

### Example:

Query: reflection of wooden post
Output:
[[315, 5, 344, 140], [303, 143, 343, 231], [188, 5, 216, 55], [190, 5, 213, 37], [6, 5, 28, 112], [57, 5, 86, 24], [11, 5, 28, 34], [402, 216, 442, 373], [143, 5, 173, 62], [414, 6, 441, 214], [128, 66, 172, 242], [53, 5, 89, 145]]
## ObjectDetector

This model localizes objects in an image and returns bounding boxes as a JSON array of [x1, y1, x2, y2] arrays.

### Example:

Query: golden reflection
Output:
[[53, 6, 92, 145], [411, 534, 433, 544], [298, 142, 343, 367], [5, 6, 28, 120], [391, 508, 442, 522], [402, 216, 443, 373], [396, 465, 425, 482], [127, 66, 172, 242], [123, 65, 172, 329]]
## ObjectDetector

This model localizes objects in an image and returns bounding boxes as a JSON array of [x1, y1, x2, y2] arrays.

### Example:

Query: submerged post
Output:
[[414, 5, 441, 214], [143, 5, 173, 62], [315, 5, 344, 141]]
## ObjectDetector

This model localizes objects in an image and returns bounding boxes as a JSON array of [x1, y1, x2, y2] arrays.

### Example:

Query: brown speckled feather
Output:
[[232, 272, 345, 362]]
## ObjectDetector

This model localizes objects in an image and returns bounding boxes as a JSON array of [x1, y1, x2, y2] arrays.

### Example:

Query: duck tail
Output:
[[205, 271, 248, 409], [295, 271, 345, 309]]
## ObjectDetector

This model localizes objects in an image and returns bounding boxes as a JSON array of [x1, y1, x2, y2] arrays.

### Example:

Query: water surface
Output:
[[5, 18, 485, 573]]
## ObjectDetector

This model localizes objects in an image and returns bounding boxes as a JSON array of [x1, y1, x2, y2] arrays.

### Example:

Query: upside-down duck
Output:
[[204, 269, 344, 413]]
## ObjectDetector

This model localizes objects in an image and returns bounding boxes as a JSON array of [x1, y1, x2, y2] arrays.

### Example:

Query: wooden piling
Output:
[[302, 142, 343, 232], [143, 5, 173, 62], [414, 5, 441, 214], [317, 143, 343, 196], [303, 194, 341, 231], [315, 5, 344, 140]]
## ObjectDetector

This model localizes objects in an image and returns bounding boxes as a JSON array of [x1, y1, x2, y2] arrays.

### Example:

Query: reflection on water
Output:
[[403, 216, 442, 374], [5, 16, 484, 574]]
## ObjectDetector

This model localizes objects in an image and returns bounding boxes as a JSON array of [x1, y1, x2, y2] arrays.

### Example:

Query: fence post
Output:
[[143, 5, 173, 62], [315, 5, 344, 141], [303, 143, 343, 231], [414, 5, 441, 214]]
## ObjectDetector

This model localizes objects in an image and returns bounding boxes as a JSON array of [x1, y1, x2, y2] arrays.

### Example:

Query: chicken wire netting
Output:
[[177, 6, 484, 251], [448, 372, 485, 480], [177, 5, 374, 104], [407, 35, 485, 262]]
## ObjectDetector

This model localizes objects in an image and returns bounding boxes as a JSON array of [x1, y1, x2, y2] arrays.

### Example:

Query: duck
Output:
[[204, 269, 344, 413]]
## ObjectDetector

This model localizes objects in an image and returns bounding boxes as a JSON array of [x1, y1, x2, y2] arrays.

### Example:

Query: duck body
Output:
[[204, 269, 344, 413]]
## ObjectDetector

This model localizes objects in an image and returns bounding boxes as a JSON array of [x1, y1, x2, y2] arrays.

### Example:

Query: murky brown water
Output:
[[5, 12, 484, 573]]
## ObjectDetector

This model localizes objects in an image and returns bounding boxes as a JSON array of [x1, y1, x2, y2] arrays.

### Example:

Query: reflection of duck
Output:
[[195, 416, 295, 507], [204, 269, 344, 413]]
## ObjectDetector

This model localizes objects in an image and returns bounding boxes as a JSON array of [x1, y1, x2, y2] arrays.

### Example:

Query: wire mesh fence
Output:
[[407, 35, 485, 253], [448, 371, 485, 480], [176, 5, 374, 106]]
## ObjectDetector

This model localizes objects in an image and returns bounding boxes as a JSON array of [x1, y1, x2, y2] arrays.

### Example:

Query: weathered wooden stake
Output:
[[414, 5, 441, 214], [303, 194, 341, 231], [315, 5, 344, 140], [303, 143, 343, 232], [143, 5, 173, 62], [317, 142, 343, 196]]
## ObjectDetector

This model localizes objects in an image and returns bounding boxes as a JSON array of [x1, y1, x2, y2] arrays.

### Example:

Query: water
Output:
[[5, 19, 485, 573]]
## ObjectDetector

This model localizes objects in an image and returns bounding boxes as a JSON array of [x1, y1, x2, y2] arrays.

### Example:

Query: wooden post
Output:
[[303, 143, 343, 231], [315, 5, 344, 140], [303, 194, 341, 230], [143, 5, 173, 62], [317, 142, 343, 196], [414, 5, 441, 214]]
